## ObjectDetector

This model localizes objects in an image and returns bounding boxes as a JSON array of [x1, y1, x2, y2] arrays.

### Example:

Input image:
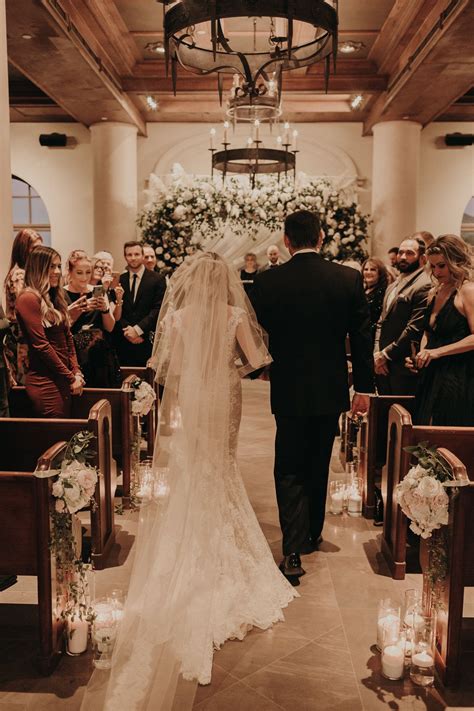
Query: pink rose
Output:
[[55, 499, 66, 513]]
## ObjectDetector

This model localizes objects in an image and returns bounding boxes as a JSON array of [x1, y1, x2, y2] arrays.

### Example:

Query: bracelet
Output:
[[101, 308, 109, 314]]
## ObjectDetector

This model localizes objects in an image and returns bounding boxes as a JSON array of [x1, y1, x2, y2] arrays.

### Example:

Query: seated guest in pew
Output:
[[15, 246, 84, 417], [3, 228, 43, 385], [64, 251, 121, 388], [362, 257, 390, 344], [405, 234, 474, 425], [374, 236, 431, 395]]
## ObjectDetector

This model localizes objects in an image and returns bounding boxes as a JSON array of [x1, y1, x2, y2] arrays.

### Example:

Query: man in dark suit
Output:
[[251, 210, 374, 582], [115, 241, 166, 366], [374, 237, 431, 395]]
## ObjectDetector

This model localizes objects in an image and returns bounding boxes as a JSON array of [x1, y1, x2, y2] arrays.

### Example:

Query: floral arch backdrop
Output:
[[137, 164, 370, 272]]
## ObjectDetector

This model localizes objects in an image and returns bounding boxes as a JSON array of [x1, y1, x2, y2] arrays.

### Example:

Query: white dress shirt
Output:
[[128, 265, 146, 335]]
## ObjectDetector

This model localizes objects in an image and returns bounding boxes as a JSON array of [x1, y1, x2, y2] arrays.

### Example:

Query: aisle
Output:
[[1, 381, 473, 710]]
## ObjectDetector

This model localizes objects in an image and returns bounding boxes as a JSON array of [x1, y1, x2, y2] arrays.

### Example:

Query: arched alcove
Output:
[[11, 175, 51, 245], [460, 196, 474, 245]]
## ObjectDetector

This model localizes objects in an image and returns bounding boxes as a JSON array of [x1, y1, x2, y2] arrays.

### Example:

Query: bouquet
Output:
[[131, 378, 156, 417]]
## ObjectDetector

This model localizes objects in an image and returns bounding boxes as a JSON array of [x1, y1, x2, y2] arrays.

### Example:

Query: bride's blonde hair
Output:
[[24, 246, 68, 326]]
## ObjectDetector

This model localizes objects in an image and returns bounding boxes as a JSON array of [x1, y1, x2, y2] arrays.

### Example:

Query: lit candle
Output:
[[276, 135, 282, 147], [67, 618, 89, 655], [254, 119, 260, 142], [209, 127, 216, 149], [284, 121, 290, 144], [292, 129, 298, 150], [412, 650, 434, 668], [330, 490, 344, 514], [348, 490, 362, 516], [382, 644, 404, 680], [404, 611, 425, 631], [223, 120, 229, 143], [377, 613, 400, 650], [268, 78, 276, 96], [247, 136, 253, 147]]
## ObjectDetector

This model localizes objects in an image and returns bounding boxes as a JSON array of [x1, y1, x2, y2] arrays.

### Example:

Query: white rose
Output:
[[172, 205, 186, 221], [156, 247, 163, 254], [52, 480, 64, 498], [416, 476, 442, 498]]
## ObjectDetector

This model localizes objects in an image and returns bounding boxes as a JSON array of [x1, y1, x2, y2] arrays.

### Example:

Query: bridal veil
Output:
[[81, 252, 272, 710]]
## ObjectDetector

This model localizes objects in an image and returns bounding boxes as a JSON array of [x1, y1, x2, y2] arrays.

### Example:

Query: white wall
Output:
[[418, 122, 474, 237], [8, 120, 474, 264], [10, 123, 93, 260]]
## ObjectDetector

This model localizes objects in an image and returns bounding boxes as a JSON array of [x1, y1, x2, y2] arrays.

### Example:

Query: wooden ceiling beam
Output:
[[364, 0, 474, 133]]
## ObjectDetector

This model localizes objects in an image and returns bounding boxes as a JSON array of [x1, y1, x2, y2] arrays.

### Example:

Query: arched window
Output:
[[461, 196, 474, 246], [11, 175, 51, 246]]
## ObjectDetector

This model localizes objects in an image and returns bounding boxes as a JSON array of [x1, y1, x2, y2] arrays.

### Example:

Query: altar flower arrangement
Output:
[[138, 169, 370, 272], [131, 378, 156, 417]]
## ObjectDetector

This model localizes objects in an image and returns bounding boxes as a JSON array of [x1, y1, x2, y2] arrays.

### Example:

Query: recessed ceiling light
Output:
[[339, 41, 365, 55], [145, 95, 159, 111], [145, 41, 165, 55], [349, 94, 364, 110], [101, 116, 108, 121], [196, 29, 206, 36], [21, 33, 34, 40]]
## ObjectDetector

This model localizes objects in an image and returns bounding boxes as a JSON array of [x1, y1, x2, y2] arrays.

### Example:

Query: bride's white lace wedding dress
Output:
[[82, 254, 297, 711]]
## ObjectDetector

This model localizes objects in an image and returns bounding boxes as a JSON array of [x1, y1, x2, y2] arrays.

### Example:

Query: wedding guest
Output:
[[413, 230, 435, 249], [114, 241, 166, 366], [387, 247, 399, 269], [64, 252, 120, 387], [406, 235, 474, 425], [374, 238, 431, 395], [0, 302, 10, 416], [259, 244, 283, 272], [143, 244, 158, 272], [3, 229, 43, 384], [92, 250, 114, 274], [15, 246, 84, 417], [362, 257, 389, 343], [240, 252, 259, 295]]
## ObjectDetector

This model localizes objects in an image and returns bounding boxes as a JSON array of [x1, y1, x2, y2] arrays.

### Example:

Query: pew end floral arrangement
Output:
[[48, 431, 98, 633], [395, 442, 463, 605]]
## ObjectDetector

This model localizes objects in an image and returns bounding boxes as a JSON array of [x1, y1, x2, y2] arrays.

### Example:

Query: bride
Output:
[[82, 252, 297, 710]]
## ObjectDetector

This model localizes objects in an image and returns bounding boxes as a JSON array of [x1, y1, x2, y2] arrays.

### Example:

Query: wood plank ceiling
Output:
[[6, 0, 474, 135]]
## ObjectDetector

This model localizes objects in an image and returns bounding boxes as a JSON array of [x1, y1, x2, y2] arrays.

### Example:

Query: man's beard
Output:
[[398, 259, 421, 274]]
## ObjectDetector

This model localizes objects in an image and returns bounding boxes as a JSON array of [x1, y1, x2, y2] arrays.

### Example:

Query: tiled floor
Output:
[[1, 381, 473, 710]]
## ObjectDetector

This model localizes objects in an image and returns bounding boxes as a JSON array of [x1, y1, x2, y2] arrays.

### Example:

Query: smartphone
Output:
[[92, 285, 105, 298]]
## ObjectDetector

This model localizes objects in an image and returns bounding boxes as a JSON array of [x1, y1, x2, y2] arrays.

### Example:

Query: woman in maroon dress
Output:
[[15, 246, 84, 417]]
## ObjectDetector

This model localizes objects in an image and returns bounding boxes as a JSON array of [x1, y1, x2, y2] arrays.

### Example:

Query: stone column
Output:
[[371, 120, 422, 258], [0, 0, 13, 288], [90, 122, 138, 267]]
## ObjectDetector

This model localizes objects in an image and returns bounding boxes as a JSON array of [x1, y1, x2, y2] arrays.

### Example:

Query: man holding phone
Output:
[[114, 241, 166, 366]]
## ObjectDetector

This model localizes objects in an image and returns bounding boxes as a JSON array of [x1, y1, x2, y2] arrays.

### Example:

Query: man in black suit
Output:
[[251, 211, 374, 582], [374, 237, 431, 395], [115, 241, 166, 366]]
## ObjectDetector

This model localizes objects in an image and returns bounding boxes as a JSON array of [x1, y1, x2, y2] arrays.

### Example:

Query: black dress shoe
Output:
[[300, 535, 323, 555], [279, 553, 305, 578]]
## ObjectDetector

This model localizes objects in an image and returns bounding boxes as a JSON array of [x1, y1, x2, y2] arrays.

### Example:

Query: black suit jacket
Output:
[[118, 268, 166, 338], [250, 252, 374, 416], [375, 267, 431, 374]]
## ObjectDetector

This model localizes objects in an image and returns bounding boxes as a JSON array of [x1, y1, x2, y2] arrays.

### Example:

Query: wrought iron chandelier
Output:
[[209, 120, 298, 188], [157, 1, 339, 97]]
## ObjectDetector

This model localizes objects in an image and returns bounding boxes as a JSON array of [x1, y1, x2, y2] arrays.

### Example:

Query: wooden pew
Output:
[[0, 441, 68, 675], [9, 377, 137, 507], [381, 404, 474, 580], [420, 448, 474, 687], [357, 395, 415, 518], [0, 399, 115, 569], [120, 362, 158, 458]]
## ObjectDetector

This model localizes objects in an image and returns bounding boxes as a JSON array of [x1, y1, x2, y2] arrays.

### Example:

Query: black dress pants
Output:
[[274, 413, 340, 556]]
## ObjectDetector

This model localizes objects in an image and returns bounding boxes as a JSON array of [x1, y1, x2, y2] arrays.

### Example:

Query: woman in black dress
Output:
[[406, 234, 474, 425], [64, 251, 121, 387], [240, 252, 259, 296], [361, 257, 389, 344]]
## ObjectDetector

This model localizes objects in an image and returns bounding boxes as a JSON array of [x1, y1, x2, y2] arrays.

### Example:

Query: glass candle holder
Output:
[[381, 627, 405, 680], [92, 598, 118, 670], [329, 480, 345, 515], [136, 458, 154, 502], [410, 615, 435, 686], [347, 476, 363, 517], [377, 598, 400, 651]]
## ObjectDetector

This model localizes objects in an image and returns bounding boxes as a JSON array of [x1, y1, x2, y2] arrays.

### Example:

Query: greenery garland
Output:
[[138, 174, 370, 273]]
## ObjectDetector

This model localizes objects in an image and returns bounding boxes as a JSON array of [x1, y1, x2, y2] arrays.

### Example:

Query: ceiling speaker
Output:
[[39, 133, 68, 147], [444, 133, 473, 147]]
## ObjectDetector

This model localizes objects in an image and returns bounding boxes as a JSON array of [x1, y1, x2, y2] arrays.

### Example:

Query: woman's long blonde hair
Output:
[[427, 234, 473, 289], [24, 246, 69, 326]]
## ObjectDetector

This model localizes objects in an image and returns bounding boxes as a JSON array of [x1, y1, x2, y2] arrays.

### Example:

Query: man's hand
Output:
[[351, 393, 369, 416], [123, 325, 144, 344], [374, 351, 389, 376]]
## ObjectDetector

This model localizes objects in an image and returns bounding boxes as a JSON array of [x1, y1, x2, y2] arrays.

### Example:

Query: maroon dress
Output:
[[15, 291, 80, 417]]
